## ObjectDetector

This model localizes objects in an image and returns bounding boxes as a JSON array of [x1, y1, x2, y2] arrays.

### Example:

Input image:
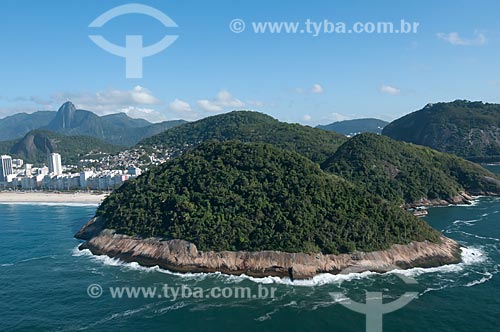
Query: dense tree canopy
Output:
[[323, 133, 500, 204], [383, 100, 500, 162], [139, 111, 348, 164], [97, 140, 440, 254]]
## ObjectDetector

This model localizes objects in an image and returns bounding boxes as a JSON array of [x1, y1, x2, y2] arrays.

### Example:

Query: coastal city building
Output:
[[24, 164, 33, 176], [48, 153, 63, 175], [12, 159, 24, 168], [0, 149, 148, 191], [0, 155, 14, 182]]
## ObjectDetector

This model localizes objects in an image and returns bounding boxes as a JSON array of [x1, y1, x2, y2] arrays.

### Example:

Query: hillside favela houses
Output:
[[0, 152, 141, 191]]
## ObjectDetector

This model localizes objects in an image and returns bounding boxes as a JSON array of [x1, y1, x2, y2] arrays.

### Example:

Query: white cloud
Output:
[[197, 90, 245, 112], [118, 106, 167, 123], [217, 90, 245, 108], [380, 84, 401, 96], [52, 86, 161, 109], [436, 31, 486, 46], [302, 114, 312, 122], [197, 99, 223, 112], [311, 83, 324, 94], [50, 86, 166, 122], [323, 112, 350, 123], [169, 99, 192, 113], [295, 84, 325, 94]]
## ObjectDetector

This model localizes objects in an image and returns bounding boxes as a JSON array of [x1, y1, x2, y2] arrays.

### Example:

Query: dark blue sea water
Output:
[[1, 196, 499, 332]]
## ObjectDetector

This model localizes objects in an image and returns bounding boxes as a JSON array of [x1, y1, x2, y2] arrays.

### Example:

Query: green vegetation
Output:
[[139, 111, 348, 164], [97, 140, 440, 254], [0, 130, 121, 164], [323, 133, 500, 204], [317, 118, 388, 136], [383, 100, 500, 161]]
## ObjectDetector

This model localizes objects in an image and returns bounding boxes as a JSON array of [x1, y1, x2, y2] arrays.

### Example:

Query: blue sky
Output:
[[0, 0, 499, 125]]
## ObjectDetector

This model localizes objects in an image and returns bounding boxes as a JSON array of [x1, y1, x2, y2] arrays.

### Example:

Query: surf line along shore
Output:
[[76, 216, 463, 280], [0, 192, 108, 204]]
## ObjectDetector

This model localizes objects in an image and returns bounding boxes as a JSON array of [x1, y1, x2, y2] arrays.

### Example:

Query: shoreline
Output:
[[0, 192, 108, 204], [75, 217, 463, 280]]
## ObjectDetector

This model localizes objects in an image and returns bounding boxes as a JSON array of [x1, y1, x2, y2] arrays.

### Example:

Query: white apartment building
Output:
[[48, 153, 62, 175], [0, 155, 14, 182]]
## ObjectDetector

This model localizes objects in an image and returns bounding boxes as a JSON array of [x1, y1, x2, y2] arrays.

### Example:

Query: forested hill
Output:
[[383, 100, 500, 162], [138, 111, 348, 164], [323, 133, 500, 204], [96, 140, 440, 254], [0, 130, 121, 164]]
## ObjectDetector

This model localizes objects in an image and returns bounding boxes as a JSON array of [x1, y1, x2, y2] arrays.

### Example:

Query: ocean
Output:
[[1, 194, 499, 331]]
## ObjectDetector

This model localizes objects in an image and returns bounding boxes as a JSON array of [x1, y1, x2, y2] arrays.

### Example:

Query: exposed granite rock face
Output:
[[75, 216, 107, 241], [76, 218, 462, 279], [406, 191, 475, 209]]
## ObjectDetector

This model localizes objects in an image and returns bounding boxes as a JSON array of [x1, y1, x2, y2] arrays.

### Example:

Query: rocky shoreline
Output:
[[75, 217, 463, 279], [404, 190, 500, 210], [405, 191, 475, 209]]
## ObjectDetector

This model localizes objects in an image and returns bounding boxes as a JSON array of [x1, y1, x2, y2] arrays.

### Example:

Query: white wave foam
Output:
[[465, 272, 493, 287], [460, 247, 487, 265], [91, 254, 126, 267], [452, 231, 500, 242], [452, 218, 481, 226], [75, 249, 382, 286], [0, 263, 14, 267], [388, 263, 463, 278], [419, 284, 449, 296], [240, 271, 379, 286], [73, 245, 488, 287], [72, 246, 93, 257], [345, 247, 487, 280]]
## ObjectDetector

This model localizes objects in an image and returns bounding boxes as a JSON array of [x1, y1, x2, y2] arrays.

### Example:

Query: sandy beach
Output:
[[0, 191, 108, 204]]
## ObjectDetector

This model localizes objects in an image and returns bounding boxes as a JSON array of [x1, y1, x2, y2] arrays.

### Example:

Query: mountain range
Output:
[[0, 102, 186, 146]]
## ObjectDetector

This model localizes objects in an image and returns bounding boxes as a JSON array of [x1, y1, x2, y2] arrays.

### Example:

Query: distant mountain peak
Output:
[[58, 101, 76, 112], [56, 101, 77, 129]]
